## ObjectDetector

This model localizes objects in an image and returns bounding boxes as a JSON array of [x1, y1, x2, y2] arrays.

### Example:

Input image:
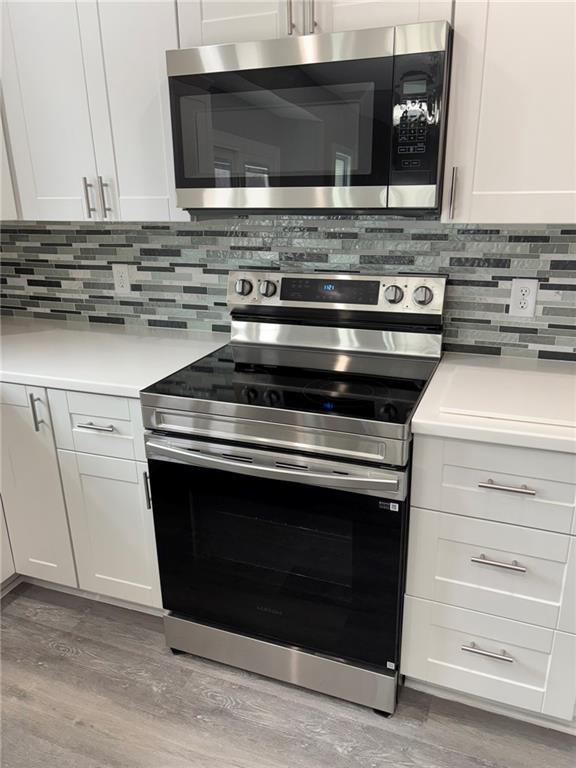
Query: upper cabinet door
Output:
[[443, 0, 576, 222], [2, 2, 99, 220], [79, 1, 184, 222], [317, 0, 453, 33], [178, 0, 297, 47]]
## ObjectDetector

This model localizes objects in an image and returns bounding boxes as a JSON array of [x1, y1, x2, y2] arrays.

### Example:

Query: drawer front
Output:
[[401, 596, 553, 713], [49, 389, 145, 461], [412, 435, 576, 534], [0, 382, 28, 406], [406, 507, 571, 628]]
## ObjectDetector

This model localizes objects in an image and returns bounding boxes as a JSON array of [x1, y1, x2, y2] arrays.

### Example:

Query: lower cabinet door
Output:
[[58, 451, 161, 607], [1, 495, 16, 583], [1, 385, 77, 586]]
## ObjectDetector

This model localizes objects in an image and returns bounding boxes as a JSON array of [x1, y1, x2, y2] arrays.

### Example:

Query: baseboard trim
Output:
[[404, 678, 576, 735], [1, 574, 23, 599], [2, 575, 163, 618]]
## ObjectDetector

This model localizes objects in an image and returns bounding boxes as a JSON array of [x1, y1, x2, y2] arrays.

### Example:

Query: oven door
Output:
[[146, 435, 407, 671]]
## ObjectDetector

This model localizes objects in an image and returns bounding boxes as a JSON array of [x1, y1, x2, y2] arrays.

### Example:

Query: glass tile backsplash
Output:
[[1, 217, 574, 360]]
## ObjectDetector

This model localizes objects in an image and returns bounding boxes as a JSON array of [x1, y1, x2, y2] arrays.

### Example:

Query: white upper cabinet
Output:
[[2, 2, 99, 220], [316, 0, 452, 34], [178, 0, 298, 47], [79, 2, 182, 221], [443, 0, 576, 222], [0, 383, 77, 587], [1, 118, 18, 220], [3, 0, 181, 222]]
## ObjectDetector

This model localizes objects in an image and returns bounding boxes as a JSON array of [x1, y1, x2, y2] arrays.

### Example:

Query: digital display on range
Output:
[[280, 278, 380, 305]]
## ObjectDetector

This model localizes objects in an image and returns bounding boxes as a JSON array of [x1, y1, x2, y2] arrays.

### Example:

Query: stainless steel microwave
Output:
[[166, 21, 452, 213]]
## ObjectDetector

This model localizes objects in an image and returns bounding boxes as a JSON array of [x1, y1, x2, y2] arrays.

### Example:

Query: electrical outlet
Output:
[[509, 278, 538, 317], [112, 263, 132, 295]]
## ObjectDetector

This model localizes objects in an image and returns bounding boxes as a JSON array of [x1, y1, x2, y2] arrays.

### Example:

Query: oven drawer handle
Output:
[[146, 441, 399, 491]]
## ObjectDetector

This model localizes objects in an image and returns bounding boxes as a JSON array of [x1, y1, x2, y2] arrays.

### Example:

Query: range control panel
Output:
[[228, 272, 447, 315]]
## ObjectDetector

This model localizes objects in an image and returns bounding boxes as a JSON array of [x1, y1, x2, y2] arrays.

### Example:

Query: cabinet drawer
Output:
[[406, 507, 572, 628], [412, 435, 576, 534], [49, 390, 145, 461], [401, 596, 553, 713]]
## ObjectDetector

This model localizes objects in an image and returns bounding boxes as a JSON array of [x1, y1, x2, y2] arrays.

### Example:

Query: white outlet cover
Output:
[[509, 278, 538, 318], [112, 263, 132, 295]]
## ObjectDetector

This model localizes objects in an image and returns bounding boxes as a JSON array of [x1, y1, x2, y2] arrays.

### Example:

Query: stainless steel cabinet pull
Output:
[[448, 166, 458, 219], [77, 422, 115, 433], [82, 177, 96, 219], [471, 554, 527, 573], [143, 471, 152, 510], [461, 642, 514, 663], [29, 393, 43, 432], [478, 479, 536, 496], [305, 0, 317, 34], [97, 176, 112, 219], [286, 0, 294, 34]]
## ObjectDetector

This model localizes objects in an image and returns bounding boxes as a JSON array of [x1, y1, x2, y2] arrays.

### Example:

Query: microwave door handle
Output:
[[146, 441, 399, 492]]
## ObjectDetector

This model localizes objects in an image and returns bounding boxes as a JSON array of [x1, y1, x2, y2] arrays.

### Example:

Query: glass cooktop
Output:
[[143, 344, 435, 426]]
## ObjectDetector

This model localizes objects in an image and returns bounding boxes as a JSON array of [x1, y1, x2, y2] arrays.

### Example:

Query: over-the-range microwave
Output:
[[166, 21, 452, 213]]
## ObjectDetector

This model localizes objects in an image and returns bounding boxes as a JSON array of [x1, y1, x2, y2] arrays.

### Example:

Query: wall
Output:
[[1, 217, 574, 361]]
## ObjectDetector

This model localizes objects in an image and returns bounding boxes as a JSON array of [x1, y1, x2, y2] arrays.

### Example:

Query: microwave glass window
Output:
[[170, 58, 393, 190], [179, 84, 373, 181]]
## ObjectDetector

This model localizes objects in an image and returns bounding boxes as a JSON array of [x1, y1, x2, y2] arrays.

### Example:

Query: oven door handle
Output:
[[146, 441, 399, 492]]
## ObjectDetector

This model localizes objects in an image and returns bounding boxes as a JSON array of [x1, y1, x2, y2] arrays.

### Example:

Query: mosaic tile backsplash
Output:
[[1, 217, 575, 361]]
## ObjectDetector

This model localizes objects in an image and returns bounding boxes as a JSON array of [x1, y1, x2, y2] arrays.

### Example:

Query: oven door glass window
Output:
[[149, 458, 405, 670], [169, 58, 393, 190]]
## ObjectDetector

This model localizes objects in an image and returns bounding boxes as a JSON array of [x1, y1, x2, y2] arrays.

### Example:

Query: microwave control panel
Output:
[[390, 50, 449, 193]]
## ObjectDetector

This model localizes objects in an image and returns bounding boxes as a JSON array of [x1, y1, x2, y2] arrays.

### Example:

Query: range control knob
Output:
[[413, 285, 434, 306], [235, 278, 253, 296], [384, 285, 404, 305], [242, 387, 259, 404], [259, 280, 277, 298], [264, 390, 281, 407]]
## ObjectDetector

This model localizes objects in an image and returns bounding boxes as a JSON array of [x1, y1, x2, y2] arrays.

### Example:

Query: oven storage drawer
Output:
[[412, 435, 576, 534], [49, 390, 145, 461], [406, 507, 572, 628], [401, 596, 554, 713]]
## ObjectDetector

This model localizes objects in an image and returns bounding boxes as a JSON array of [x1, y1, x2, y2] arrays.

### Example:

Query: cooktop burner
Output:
[[143, 343, 431, 426]]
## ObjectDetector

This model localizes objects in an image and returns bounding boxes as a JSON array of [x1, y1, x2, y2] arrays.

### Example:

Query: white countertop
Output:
[[0, 318, 228, 398], [413, 353, 576, 454]]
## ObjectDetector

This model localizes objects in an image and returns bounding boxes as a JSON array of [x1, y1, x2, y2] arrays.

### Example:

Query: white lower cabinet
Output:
[[405, 432, 576, 724], [402, 596, 555, 714], [1, 496, 16, 583], [58, 450, 161, 608], [0, 383, 77, 586]]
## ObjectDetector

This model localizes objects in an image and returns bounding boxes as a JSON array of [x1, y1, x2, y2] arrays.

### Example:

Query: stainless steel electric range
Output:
[[140, 271, 446, 715]]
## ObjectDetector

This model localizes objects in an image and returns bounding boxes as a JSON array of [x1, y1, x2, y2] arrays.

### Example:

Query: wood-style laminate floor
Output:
[[1, 584, 574, 768]]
